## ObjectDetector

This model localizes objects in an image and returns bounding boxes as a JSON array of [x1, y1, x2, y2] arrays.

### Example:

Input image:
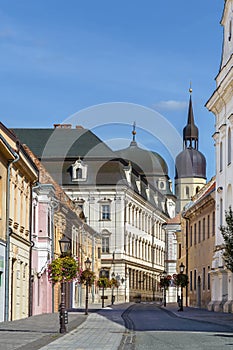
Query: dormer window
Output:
[[72, 158, 87, 182]]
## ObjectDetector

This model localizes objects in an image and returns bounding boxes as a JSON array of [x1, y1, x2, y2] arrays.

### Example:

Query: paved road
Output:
[[121, 303, 233, 350], [1, 303, 233, 349]]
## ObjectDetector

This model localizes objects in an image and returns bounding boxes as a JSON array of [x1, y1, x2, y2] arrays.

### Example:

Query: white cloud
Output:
[[152, 100, 187, 112]]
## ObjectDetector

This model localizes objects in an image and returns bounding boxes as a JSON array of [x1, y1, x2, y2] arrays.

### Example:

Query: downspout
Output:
[[5, 151, 19, 321], [28, 186, 34, 317]]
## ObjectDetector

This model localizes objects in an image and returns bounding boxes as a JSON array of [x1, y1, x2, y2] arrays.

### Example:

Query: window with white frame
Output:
[[101, 204, 110, 220], [220, 142, 223, 172], [102, 236, 110, 253], [228, 127, 231, 165]]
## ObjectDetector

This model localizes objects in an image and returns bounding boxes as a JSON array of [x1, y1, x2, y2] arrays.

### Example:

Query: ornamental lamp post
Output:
[[59, 236, 71, 333], [111, 272, 115, 305], [84, 257, 92, 315], [179, 262, 185, 312]]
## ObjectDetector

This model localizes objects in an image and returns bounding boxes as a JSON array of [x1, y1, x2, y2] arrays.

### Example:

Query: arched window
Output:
[[220, 142, 223, 172], [228, 128, 231, 165], [196, 186, 200, 194]]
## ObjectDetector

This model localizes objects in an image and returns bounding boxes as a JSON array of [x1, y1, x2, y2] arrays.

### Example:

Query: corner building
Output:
[[206, 0, 233, 312]]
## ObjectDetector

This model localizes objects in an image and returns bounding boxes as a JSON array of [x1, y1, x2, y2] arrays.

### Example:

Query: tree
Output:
[[220, 206, 233, 272]]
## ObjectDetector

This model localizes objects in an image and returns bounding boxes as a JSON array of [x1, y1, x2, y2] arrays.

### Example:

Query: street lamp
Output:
[[59, 236, 71, 257], [84, 257, 92, 315], [111, 272, 115, 305], [59, 236, 71, 333], [179, 262, 185, 312]]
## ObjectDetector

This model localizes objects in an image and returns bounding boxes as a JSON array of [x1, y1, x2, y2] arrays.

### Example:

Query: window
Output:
[[208, 266, 210, 290], [178, 243, 181, 259], [98, 247, 101, 259], [207, 215, 210, 239], [228, 128, 231, 165], [220, 199, 223, 227], [220, 142, 223, 172], [190, 271, 192, 291], [194, 223, 197, 245], [102, 237, 110, 253], [198, 220, 201, 243], [190, 225, 192, 247], [212, 211, 215, 236], [76, 168, 82, 179], [185, 186, 190, 199], [194, 270, 197, 290], [47, 210, 51, 237], [72, 159, 87, 181], [203, 218, 205, 241], [203, 267, 206, 290], [229, 19, 232, 41], [101, 204, 110, 220]]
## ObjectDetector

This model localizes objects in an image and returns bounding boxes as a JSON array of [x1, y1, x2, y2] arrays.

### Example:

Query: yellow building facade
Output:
[[177, 177, 216, 309]]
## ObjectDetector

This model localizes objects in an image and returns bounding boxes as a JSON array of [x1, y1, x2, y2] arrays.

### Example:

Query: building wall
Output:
[[186, 199, 215, 309], [206, 0, 233, 312], [175, 177, 206, 213], [66, 185, 167, 303]]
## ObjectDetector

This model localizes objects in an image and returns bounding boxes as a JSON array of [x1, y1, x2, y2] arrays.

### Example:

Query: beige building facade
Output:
[[177, 178, 216, 309], [0, 123, 38, 321]]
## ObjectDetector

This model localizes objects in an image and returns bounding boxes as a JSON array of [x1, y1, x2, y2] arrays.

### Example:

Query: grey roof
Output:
[[12, 128, 116, 159], [117, 141, 168, 176]]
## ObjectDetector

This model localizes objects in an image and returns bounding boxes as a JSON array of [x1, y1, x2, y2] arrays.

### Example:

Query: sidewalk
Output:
[[162, 302, 233, 331], [0, 303, 130, 350]]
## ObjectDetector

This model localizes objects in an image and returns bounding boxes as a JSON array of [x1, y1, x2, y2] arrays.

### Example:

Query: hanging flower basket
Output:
[[174, 273, 189, 287], [159, 276, 171, 289], [48, 256, 81, 284], [97, 277, 110, 288], [109, 278, 118, 288], [80, 270, 96, 285]]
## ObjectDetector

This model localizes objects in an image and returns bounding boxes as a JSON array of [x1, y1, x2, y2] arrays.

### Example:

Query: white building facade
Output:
[[206, 0, 233, 312]]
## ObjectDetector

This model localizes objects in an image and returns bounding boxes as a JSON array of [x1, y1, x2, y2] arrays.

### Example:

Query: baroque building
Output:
[[12, 124, 176, 303], [206, 0, 233, 312]]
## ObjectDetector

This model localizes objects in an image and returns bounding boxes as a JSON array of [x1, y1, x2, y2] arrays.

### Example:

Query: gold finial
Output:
[[189, 81, 192, 94], [132, 121, 136, 141]]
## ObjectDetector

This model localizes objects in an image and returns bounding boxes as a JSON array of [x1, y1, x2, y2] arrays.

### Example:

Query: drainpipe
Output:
[[5, 151, 19, 321]]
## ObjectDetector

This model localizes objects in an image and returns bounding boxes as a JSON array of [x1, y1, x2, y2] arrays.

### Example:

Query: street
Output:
[[1, 303, 233, 350], [120, 303, 233, 350]]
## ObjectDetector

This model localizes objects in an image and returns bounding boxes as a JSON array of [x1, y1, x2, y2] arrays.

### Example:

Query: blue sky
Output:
[[0, 1, 225, 181]]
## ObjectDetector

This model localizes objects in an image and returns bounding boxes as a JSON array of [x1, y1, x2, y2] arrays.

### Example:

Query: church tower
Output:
[[175, 89, 207, 213]]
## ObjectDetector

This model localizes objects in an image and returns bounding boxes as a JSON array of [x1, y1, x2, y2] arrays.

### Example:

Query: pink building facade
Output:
[[31, 183, 56, 315]]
